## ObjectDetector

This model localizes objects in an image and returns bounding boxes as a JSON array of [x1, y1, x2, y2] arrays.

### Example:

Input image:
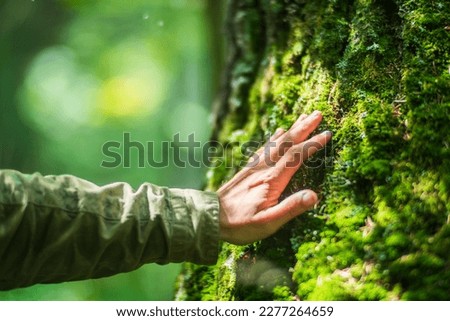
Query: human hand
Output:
[[218, 111, 331, 245]]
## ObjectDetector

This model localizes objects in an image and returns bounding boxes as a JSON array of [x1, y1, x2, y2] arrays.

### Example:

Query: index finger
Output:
[[268, 110, 324, 162]]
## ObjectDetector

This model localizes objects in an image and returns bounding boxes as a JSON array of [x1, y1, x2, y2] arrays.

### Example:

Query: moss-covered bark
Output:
[[176, 0, 450, 300]]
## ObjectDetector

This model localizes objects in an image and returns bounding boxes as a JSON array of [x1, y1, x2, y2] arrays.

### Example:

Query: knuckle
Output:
[[284, 147, 303, 168], [261, 171, 278, 184]]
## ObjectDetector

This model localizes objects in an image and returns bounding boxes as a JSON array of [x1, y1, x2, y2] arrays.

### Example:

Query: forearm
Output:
[[0, 170, 219, 290]]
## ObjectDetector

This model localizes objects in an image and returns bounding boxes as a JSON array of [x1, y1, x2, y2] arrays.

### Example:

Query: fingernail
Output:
[[275, 128, 284, 135], [324, 130, 333, 137], [302, 192, 317, 206], [312, 110, 322, 117]]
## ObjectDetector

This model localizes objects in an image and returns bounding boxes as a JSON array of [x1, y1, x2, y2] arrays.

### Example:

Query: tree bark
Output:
[[176, 0, 450, 300]]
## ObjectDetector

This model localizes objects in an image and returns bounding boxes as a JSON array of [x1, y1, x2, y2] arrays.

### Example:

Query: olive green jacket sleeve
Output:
[[0, 170, 219, 290]]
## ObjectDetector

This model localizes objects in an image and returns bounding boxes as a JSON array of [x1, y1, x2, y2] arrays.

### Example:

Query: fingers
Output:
[[247, 111, 327, 171], [292, 113, 308, 128], [274, 130, 332, 182], [270, 113, 308, 142], [268, 112, 311, 144], [270, 128, 286, 141], [288, 110, 323, 144], [266, 111, 324, 163], [254, 189, 318, 225]]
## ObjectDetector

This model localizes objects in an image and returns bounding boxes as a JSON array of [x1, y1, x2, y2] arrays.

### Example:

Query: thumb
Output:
[[256, 190, 318, 226]]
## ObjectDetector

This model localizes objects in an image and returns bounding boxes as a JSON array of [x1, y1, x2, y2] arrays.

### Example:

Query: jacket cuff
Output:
[[164, 188, 220, 265]]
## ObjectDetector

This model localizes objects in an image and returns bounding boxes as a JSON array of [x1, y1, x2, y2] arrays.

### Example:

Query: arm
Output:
[[0, 111, 330, 290], [0, 170, 219, 290]]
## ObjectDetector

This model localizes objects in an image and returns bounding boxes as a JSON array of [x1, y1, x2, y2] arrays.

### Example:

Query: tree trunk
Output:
[[176, 0, 450, 300]]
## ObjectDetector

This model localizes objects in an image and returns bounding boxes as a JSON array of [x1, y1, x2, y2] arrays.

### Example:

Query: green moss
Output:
[[272, 285, 295, 300], [176, 0, 450, 301]]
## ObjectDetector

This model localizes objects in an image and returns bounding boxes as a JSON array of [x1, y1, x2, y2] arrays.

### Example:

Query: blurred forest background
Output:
[[0, 0, 224, 300]]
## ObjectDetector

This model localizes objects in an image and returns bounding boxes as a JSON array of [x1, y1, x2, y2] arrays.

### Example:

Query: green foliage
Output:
[[178, 0, 450, 300]]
